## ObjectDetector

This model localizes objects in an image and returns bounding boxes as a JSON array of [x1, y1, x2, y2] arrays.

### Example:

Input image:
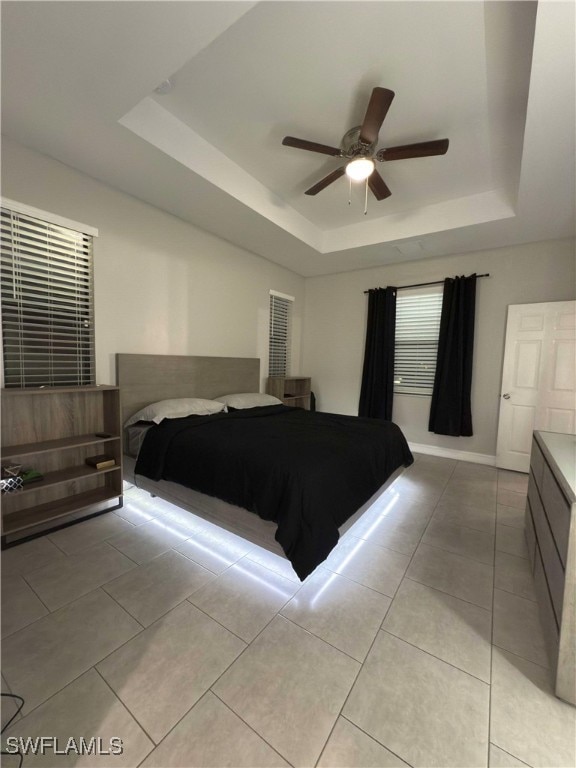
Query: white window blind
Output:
[[1, 206, 95, 388], [394, 286, 443, 395], [269, 292, 293, 376]]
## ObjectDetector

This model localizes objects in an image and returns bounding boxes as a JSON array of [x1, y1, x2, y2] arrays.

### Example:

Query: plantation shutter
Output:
[[394, 286, 443, 395], [269, 292, 293, 377], [1, 206, 95, 388]]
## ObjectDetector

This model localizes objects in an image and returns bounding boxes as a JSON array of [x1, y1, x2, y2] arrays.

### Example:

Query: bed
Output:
[[117, 354, 413, 580]]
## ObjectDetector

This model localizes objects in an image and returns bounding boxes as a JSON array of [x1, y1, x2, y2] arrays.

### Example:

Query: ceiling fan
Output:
[[282, 87, 449, 203]]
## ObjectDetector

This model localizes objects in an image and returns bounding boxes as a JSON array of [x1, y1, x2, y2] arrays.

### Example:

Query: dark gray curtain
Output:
[[359, 287, 397, 420], [429, 274, 477, 436]]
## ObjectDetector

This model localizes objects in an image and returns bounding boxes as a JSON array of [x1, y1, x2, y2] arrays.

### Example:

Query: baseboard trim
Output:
[[408, 442, 497, 467]]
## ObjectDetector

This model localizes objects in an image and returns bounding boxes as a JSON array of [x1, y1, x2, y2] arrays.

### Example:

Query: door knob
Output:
[[502, 393, 511, 399]]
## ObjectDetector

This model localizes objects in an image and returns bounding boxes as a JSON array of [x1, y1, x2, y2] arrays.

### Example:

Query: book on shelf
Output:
[[21, 469, 44, 484], [85, 454, 116, 470]]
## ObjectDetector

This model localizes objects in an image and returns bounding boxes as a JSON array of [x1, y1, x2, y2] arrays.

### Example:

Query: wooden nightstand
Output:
[[266, 376, 311, 410]]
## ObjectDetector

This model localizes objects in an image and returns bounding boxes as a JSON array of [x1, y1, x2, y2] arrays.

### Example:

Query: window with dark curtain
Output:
[[394, 285, 443, 395], [358, 286, 397, 420], [428, 274, 477, 436]]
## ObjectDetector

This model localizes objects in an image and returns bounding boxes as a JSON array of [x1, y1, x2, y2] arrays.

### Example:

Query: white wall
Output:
[[4, 137, 575, 462], [302, 240, 576, 460], [1, 138, 304, 389]]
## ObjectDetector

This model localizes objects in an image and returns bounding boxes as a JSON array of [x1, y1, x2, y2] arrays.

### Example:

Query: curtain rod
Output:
[[363, 273, 490, 293]]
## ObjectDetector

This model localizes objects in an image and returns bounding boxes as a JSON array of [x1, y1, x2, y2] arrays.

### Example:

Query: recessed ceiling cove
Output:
[[2, 1, 573, 276], [120, 1, 526, 252]]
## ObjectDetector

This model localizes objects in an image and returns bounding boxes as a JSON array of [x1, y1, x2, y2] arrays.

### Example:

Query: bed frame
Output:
[[116, 353, 403, 560]]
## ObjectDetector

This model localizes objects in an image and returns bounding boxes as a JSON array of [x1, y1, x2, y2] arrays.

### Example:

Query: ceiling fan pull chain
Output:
[[364, 178, 368, 215], [348, 177, 352, 205]]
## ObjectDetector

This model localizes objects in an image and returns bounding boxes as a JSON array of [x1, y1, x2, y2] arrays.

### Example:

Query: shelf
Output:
[[2, 463, 120, 498], [2, 434, 120, 460], [1, 385, 123, 545], [2, 488, 122, 535]]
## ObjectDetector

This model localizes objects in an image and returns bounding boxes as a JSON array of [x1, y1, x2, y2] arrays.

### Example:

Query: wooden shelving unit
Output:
[[1, 385, 123, 545], [266, 376, 311, 410]]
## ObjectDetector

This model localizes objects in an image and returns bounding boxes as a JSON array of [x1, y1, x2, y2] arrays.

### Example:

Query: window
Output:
[[268, 291, 293, 376], [1, 202, 96, 388], [394, 285, 443, 395]]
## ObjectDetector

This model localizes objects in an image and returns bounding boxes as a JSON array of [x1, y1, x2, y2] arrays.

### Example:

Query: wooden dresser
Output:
[[525, 431, 576, 705]]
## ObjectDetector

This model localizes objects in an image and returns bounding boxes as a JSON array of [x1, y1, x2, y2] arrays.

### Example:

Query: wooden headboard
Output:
[[116, 354, 260, 426]]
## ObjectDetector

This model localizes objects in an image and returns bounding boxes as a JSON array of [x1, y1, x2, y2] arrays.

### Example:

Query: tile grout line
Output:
[[488, 476, 533, 764], [329, 459, 494, 766], [488, 741, 533, 767], [210, 690, 296, 768], [4, 535, 304, 735], [3, 660, 121, 731], [487, 477, 498, 768], [401, 574, 491, 611], [13, 538, 197, 628], [16, 572, 52, 615], [198, 605, 362, 766], [99, 586, 147, 631], [104, 537, 146, 567], [92, 666, 157, 756], [279, 613, 365, 666], [97, 549, 222, 628], [135, 606, 301, 764], [12, 537, 143, 609], [339, 713, 415, 768], [413, 537, 494, 567], [318, 561, 399, 601], [494, 583, 538, 604], [312, 615, 383, 768], [310, 465, 458, 768], [1, 587, 147, 723], [377, 625, 491, 686], [97, 586, 296, 762], [184, 597, 252, 645], [490, 642, 551, 672], [17, 546, 141, 616]]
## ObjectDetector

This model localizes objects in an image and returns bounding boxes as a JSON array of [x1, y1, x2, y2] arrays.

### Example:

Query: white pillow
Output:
[[214, 392, 283, 409], [124, 398, 226, 428]]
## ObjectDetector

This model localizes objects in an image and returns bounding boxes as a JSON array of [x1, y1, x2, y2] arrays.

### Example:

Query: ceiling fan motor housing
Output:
[[341, 127, 377, 159]]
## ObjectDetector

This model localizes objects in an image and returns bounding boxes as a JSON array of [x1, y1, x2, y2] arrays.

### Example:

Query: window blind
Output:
[[394, 286, 443, 395], [269, 292, 293, 377], [1, 207, 95, 388]]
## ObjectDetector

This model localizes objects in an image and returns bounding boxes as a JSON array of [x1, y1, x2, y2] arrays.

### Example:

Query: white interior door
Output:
[[496, 301, 576, 472]]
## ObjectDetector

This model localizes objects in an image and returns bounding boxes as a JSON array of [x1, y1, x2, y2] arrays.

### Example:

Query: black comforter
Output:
[[135, 405, 413, 579]]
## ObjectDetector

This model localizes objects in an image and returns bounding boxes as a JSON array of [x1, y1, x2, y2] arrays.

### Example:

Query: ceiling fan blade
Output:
[[359, 87, 395, 145], [305, 167, 346, 195], [379, 138, 449, 161], [368, 170, 392, 201], [282, 136, 342, 157]]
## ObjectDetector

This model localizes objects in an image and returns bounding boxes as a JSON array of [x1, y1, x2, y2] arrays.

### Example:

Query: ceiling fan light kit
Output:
[[345, 157, 375, 181], [282, 86, 449, 212]]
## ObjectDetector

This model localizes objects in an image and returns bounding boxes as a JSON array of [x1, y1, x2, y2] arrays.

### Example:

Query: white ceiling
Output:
[[2, 1, 574, 277]]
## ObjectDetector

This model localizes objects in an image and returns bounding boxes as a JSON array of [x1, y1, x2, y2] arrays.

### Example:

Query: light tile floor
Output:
[[2, 455, 575, 767]]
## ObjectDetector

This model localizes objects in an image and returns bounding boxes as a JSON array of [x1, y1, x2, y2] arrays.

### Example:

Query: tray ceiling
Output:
[[2, 1, 574, 276]]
